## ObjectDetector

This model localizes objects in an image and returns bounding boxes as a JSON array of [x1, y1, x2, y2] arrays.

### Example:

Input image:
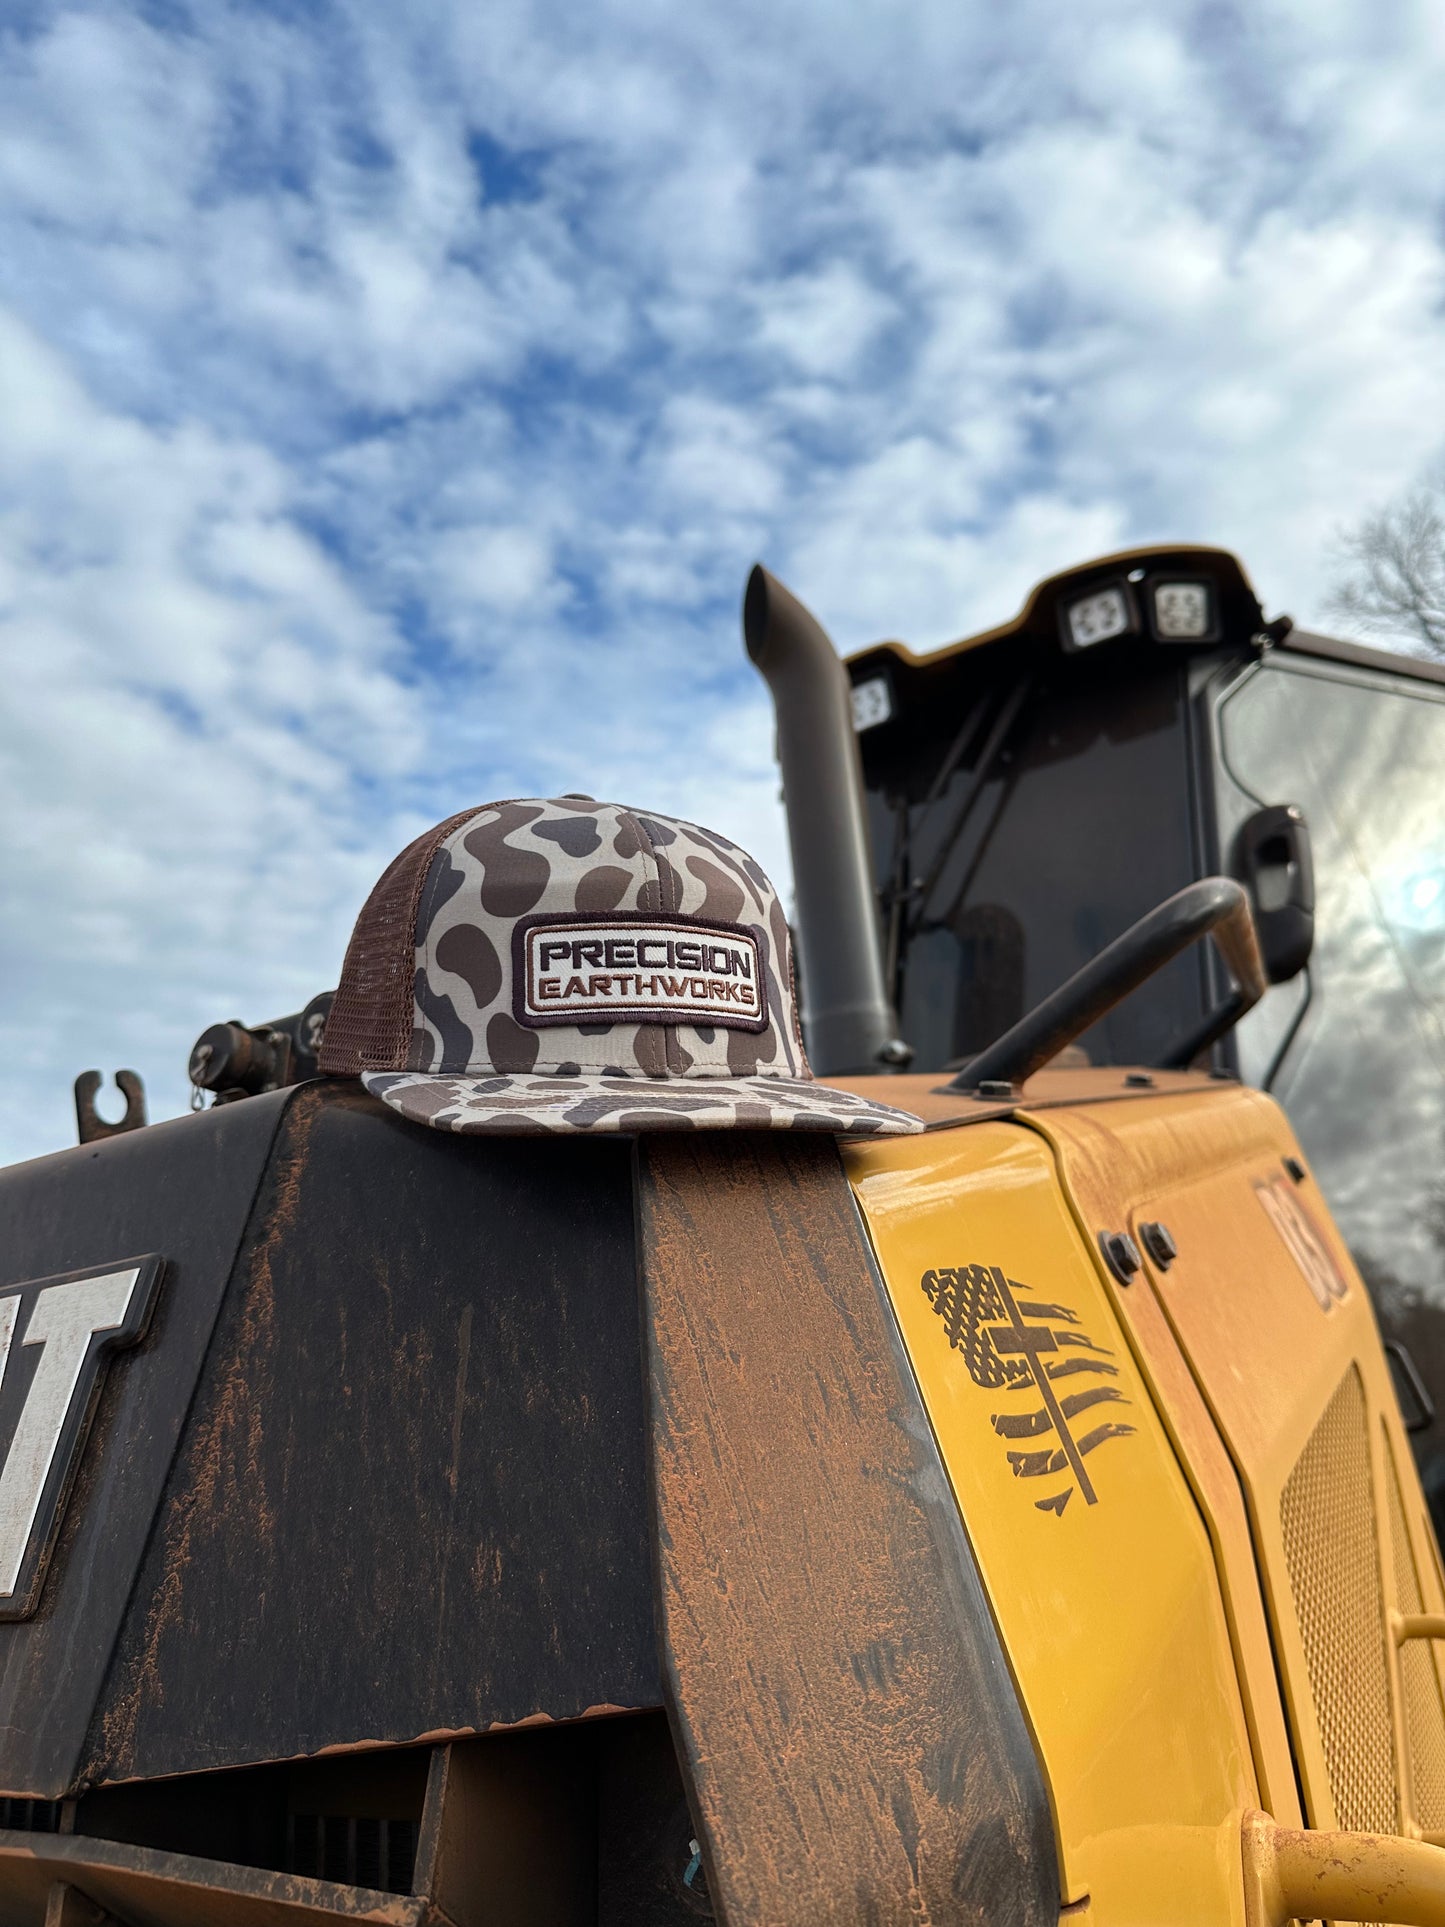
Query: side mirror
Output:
[[1233, 804, 1314, 984]]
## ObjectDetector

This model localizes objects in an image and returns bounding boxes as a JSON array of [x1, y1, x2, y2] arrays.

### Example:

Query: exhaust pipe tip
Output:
[[744, 563, 839, 676], [743, 563, 788, 668]]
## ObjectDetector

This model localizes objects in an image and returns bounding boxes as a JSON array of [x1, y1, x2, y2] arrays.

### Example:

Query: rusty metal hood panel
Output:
[[0, 1082, 656, 1797], [0, 1090, 294, 1797]]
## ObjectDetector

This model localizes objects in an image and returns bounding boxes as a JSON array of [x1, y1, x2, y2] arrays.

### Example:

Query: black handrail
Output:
[[945, 876, 1266, 1093]]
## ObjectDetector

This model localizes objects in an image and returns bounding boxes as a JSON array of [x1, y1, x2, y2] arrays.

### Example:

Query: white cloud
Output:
[[0, 307, 426, 1158], [753, 262, 897, 378], [651, 395, 784, 518], [426, 526, 560, 625], [0, 11, 217, 235], [3, 0, 1445, 1163]]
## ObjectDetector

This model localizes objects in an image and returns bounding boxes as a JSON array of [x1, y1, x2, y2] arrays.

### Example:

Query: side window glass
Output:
[[1218, 660, 1445, 1480]]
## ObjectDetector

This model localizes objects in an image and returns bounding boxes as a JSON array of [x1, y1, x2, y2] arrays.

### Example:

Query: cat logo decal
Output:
[[0, 1257, 163, 1619]]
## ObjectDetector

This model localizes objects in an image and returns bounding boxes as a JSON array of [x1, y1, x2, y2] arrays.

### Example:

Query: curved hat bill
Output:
[[361, 1069, 924, 1137]]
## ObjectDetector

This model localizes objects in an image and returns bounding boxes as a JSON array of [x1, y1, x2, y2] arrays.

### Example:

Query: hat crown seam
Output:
[[630, 807, 684, 1075]]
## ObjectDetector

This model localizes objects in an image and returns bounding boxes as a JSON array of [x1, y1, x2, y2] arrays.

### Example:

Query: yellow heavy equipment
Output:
[[0, 544, 1438, 1926]]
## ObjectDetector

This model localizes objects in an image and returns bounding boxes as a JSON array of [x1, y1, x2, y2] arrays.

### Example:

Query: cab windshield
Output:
[[868, 651, 1204, 1071]]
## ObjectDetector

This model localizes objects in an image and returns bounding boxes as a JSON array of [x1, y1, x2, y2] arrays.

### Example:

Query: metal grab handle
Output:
[[947, 877, 1266, 1093], [1393, 1611, 1445, 1647], [1243, 1808, 1445, 1926], [1386, 1612, 1445, 1851]]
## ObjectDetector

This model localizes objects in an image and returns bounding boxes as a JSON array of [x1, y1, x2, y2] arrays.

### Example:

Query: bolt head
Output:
[[1139, 1220, 1178, 1268], [1100, 1230, 1142, 1283]]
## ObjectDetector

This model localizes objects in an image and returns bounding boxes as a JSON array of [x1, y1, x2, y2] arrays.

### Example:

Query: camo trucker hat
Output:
[[319, 797, 923, 1137]]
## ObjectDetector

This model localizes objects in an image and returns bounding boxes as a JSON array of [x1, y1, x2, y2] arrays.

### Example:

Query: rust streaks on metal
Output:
[[637, 1132, 1057, 1926], [0, 1830, 431, 1925], [96, 1087, 326, 1775]]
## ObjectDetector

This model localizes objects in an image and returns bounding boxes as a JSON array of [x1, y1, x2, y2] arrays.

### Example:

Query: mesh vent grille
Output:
[[0, 1800, 62, 1833], [1280, 1365, 1397, 1833], [319, 809, 480, 1077], [286, 1813, 417, 1894], [1385, 1432, 1445, 1831]]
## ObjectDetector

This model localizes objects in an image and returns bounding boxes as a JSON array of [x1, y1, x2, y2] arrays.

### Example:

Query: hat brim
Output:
[[360, 1069, 923, 1137]]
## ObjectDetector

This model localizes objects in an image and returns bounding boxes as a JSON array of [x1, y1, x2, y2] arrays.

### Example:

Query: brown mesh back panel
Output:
[[1385, 1429, 1445, 1831], [1280, 1365, 1397, 1833], [320, 808, 481, 1076]]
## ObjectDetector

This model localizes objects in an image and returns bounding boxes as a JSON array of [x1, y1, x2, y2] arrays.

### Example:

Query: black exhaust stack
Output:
[[743, 565, 909, 1075]]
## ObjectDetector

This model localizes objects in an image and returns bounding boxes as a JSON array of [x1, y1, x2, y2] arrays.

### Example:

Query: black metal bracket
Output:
[[945, 876, 1266, 1094], [74, 1071, 148, 1145], [1233, 802, 1314, 984], [1385, 1339, 1436, 1435], [187, 991, 335, 1106]]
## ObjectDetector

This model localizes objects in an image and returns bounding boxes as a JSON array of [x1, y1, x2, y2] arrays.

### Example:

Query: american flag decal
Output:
[[920, 1263, 1135, 1516]]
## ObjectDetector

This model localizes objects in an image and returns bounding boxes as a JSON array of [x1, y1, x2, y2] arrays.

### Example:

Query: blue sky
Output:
[[4, 0, 1445, 1162]]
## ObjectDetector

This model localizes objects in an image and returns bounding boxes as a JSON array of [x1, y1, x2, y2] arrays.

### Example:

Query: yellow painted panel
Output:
[[1037, 1086, 1445, 1846], [846, 1122, 1253, 1927], [1020, 1096, 1304, 1827]]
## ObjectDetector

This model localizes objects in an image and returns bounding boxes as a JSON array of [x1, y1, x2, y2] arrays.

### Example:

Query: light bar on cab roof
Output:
[[1058, 569, 1223, 652]]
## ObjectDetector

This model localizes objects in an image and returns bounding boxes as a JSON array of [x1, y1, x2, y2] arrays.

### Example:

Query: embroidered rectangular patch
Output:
[[517, 917, 767, 1030]]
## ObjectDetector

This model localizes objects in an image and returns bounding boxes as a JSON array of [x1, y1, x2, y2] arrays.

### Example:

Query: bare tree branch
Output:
[[1327, 487, 1445, 660]]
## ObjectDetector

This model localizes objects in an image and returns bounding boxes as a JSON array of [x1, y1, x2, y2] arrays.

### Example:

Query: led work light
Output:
[[1147, 577, 1220, 642], [1058, 580, 1137, 652], [851, 673, 893, 731]]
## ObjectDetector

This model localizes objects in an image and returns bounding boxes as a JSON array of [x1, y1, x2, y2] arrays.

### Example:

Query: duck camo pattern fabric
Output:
[[327, 796, 923, 1137]]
